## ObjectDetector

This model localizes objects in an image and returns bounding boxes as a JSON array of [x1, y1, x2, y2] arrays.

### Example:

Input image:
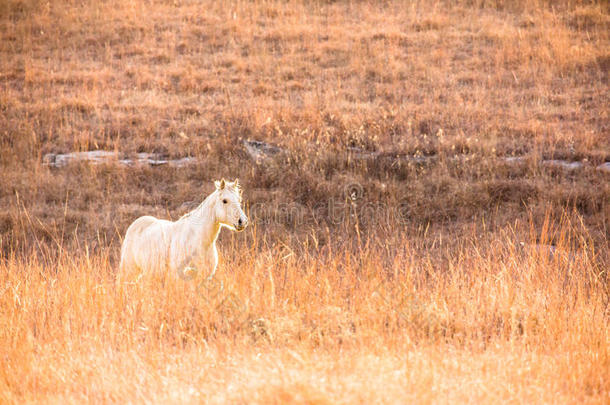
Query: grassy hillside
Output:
[[0, 0, 608, 403]]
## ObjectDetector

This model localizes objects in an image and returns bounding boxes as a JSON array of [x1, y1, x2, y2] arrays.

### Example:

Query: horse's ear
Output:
[[214, 179, 226, 190], [234, 178, 239, 187]]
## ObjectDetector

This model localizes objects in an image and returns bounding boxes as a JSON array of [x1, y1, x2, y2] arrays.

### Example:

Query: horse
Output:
[[118, 178, 248, 281]]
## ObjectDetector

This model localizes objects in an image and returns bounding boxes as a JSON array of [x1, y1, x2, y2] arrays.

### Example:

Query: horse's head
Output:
[[213, 178, 248, 232]]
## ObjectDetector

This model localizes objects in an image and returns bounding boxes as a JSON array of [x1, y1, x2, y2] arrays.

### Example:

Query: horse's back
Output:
[[126, 215, 158, 235], [120, 215, 173, 278]]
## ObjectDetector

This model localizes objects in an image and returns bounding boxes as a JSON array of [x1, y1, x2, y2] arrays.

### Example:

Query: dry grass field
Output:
[[1, 0, 609, 403]]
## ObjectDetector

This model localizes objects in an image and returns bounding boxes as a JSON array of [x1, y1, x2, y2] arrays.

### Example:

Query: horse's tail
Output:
[[117, 236, 129, 284], [117, 215, 158, 283], [117, 219, 138, 282]]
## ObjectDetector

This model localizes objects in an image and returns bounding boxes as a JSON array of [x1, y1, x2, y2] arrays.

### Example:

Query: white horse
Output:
[[119, 179, 248, 281]]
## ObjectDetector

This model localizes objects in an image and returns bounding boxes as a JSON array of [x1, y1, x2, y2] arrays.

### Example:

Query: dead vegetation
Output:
[[0, 0, 608, 403]]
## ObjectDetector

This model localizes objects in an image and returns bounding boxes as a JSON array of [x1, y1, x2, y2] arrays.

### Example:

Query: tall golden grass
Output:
[[1, 0, 609, 402], [1, 213, 607, 403]]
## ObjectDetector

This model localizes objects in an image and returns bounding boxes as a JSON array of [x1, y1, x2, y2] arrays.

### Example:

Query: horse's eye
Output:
[[222, 199, 227, 204]]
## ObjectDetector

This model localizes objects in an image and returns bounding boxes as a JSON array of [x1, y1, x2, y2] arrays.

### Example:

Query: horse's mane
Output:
[[227, 182, 242, 201], [179, 182, 241, 221]]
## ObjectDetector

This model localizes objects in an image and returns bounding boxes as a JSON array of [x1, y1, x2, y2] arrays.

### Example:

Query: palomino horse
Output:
[[119, 179, 247, 281]]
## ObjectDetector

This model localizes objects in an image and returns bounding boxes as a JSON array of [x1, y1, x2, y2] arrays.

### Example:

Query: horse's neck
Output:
[[183, 192, 221, 248]]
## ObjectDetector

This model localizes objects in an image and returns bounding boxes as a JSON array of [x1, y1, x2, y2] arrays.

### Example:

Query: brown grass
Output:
[[0, 0, 609, 403]]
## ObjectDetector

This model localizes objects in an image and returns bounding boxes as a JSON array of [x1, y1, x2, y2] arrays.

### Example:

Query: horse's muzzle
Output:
[[235, 217, 248, 231]]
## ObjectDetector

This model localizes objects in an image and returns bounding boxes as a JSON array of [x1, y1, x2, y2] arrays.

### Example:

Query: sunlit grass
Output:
[[1, 0, 608, 402], [1, 215, 607, 403]]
